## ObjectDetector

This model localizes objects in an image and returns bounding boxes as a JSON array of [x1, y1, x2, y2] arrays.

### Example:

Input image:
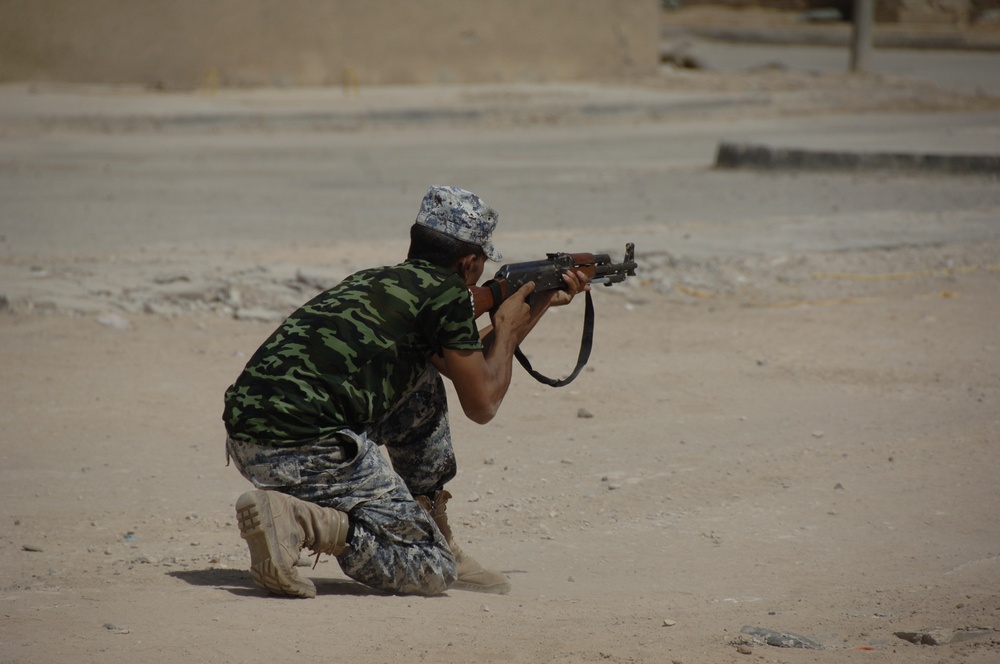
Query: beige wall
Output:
[[0, 0, 660, 89]]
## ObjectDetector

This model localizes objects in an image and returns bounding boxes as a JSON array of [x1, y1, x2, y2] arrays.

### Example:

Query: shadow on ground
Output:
[[167, 568, 392, 598]]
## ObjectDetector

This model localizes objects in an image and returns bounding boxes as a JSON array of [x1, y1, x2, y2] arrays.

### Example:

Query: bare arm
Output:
[[430, 270, 590, 423]]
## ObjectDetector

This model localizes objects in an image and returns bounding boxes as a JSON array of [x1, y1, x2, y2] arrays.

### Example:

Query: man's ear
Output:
[[456, 253, 478, 280]]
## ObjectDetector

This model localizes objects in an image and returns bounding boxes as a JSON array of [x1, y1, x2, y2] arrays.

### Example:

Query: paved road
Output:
[[2, 111, 997, 264], [1, 43, 998, 266]]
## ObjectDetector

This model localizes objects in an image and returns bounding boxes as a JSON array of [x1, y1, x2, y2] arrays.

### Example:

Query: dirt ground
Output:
[[3, 30, 1000, 664], [3, 241, 999, 664]]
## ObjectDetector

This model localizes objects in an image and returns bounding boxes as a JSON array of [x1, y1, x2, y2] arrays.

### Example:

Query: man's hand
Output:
[[530, 269, 591, 309], [492, 281, 538, 338]]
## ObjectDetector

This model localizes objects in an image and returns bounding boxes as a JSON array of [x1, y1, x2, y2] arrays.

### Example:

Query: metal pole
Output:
[[850, 0, 875, 72]]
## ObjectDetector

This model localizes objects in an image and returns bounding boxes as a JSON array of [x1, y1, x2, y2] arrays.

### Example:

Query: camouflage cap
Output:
[[414, 185, 502, 261]]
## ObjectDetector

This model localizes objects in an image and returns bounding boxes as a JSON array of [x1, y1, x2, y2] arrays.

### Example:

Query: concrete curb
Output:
[[715, 141, 1000, 174], [1, 92, 767, 134], [662, 25, 1000, 52]]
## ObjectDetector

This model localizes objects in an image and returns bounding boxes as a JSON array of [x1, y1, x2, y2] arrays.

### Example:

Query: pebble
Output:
[[96, 313, 132, 330], [152, 273, 190, 285], [740, 625, 823, 649], [103, 622, 130, 634], [894, 627, 998, 646]]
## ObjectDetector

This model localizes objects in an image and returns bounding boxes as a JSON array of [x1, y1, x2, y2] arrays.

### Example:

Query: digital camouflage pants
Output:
[[226, 367, 458, 595]]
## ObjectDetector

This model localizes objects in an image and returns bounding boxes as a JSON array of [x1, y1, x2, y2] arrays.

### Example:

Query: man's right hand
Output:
[[490, 281, 537, 345]]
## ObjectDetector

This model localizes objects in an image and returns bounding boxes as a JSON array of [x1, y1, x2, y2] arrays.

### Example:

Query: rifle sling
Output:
[[514, 290, 594, 387]]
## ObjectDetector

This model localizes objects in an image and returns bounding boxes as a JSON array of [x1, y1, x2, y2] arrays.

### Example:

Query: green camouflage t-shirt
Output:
[[223, 259, 482, 445]]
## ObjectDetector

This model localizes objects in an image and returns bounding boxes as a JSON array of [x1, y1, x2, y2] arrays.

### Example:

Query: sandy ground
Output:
[[3, 38, 1000, 664], [4, 244, 999, 664]]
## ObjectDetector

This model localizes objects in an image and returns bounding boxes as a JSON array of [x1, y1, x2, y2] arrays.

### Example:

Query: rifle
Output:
[[470, 242, 637, 317], [469, 243, 637, 387]]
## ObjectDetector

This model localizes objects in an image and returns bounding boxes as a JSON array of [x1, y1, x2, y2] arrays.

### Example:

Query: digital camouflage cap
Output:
[[415, 185, 502, 261]]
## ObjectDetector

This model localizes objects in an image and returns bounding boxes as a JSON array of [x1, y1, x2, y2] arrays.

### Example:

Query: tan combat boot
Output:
[[416, 489, 511, 595], [235, 489, 350, 598]]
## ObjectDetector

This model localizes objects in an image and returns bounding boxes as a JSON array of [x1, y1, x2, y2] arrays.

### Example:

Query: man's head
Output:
[[413, 185, 502, 262]]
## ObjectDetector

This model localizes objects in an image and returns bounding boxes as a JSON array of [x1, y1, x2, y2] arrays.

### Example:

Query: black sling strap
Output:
[[513, 290, 595, 387]]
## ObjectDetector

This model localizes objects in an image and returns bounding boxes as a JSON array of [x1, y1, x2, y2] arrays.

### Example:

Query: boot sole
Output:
[[236, 490, 316, 598]]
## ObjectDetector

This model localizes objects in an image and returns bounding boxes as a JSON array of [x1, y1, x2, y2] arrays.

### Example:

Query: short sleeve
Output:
[[426, 275, 483, 352]]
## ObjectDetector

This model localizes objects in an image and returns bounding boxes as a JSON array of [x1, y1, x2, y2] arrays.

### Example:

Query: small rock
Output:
[[811, 431, 824, 438], [577, 408, 594, 419], [894, 627, 998, 646], [740, 626, 823, 649], [96, 313, 132, 330], [103, 623, 130, 635], [152, 273, 190, 285], [663, 619, 676, 627], [21, 544, 43, 552]]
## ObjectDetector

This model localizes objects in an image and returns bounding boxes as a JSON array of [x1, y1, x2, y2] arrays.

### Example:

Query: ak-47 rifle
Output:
[[469, 243, 637, 387], [470, 242, 637, 317]]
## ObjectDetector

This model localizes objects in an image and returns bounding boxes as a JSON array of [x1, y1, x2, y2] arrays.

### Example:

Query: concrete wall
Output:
[[0, 0, 660, 89]]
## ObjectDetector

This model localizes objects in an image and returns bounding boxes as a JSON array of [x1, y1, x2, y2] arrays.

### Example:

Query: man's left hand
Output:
[[535, 269, 591, 309]]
